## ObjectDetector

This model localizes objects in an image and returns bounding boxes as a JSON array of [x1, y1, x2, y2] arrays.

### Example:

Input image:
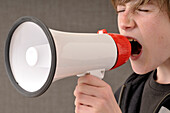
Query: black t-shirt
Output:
[[139, 71, 170, 113]]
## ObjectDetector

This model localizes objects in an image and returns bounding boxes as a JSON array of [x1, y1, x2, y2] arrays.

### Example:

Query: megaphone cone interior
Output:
[[5, 16, 56, 97], [5, 16, 131, 97]]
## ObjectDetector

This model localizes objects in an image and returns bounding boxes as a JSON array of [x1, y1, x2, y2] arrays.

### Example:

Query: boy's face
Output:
[[117, 0, 170, 74]]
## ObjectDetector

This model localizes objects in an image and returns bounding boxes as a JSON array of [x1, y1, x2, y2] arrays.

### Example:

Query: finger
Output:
[[74, 83, 104, 98], [78, 74, 108, 87], [75, 93, 99, 107], [75, 98, 92, 107], [75, 104, 94, 113], [74, 86, 78, 97]]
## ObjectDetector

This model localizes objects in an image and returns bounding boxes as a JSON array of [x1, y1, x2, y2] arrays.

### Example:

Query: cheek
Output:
[[131, 21, 166, 74], [138, 18, 165, 51], [117, 16, 121, 32], [140, 21, 170, 54], [134, 28, 170, 74]]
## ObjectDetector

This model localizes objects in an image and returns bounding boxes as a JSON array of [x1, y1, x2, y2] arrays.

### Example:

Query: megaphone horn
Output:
[[5, 16, 131, 97]]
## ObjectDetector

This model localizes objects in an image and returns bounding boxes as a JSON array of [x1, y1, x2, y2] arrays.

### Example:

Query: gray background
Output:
[[0, 0, 133, 113]]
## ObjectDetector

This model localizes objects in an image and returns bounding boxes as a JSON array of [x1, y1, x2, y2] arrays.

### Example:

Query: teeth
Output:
[[128, 39, 137, 42], [128, 39, 133, 42], [132, 54, 138, 56]]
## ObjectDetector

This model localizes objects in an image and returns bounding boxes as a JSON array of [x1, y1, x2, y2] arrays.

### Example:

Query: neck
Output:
[[157, 58, 170, 84]]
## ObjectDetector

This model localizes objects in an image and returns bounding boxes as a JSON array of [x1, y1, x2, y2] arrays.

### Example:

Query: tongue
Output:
[[130, 41, 142, 55]]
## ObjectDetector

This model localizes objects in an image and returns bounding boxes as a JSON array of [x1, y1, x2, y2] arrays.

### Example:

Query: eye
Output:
[[117, 5, 125, 14], [137, 5, 150, 12], [138, 9, 149, 12], [117, 10, 125, 13]]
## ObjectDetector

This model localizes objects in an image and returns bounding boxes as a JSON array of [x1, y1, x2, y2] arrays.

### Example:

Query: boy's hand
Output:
[[74, 74, 122, 113]]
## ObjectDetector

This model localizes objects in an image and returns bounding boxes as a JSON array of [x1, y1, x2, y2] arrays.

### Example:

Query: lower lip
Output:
[[130, 50, 142, 60]]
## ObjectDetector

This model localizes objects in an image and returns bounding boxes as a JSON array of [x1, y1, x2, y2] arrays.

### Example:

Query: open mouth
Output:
[[128, 38, 142, 57]]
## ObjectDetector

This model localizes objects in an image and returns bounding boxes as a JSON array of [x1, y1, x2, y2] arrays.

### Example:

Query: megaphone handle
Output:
[[77, 69, 105, 79]]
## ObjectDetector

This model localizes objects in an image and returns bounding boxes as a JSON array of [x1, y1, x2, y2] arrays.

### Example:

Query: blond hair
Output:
[[111, 0, 170, 18]]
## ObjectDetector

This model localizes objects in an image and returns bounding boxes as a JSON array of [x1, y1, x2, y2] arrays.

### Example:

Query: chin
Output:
[[130, 61, 155, 75], [132, 68, 150, 75]]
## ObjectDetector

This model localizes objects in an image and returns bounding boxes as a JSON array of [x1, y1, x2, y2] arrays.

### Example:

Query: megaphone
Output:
[[5, 16, 131, 97]]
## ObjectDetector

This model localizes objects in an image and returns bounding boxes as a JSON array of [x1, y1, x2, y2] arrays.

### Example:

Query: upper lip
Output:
[[125, 36, 141, 44], [126, 36, 137, 41]]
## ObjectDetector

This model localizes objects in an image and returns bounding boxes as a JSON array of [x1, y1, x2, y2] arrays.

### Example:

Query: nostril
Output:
[[119, 15, 136, 31], [120, 21, 136, 31], [122, 26, 132, 30]]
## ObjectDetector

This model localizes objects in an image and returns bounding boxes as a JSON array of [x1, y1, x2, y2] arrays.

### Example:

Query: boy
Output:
[[74, 0, 170, 113]]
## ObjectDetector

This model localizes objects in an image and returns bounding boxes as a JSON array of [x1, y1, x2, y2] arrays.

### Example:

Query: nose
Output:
[[118, 12, 136, 31]]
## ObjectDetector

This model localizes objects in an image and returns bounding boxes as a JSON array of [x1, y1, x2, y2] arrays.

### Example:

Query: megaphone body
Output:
[[5, 16, 131, 97]]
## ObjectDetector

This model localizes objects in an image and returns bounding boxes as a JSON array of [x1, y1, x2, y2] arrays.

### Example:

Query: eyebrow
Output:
[[116, 0, 156, 9]]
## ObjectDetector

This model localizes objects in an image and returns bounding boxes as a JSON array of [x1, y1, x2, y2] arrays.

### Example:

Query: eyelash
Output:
[[117, 10, 125, 13], [137, 9, 149, 12], [117, 9, 149, 13]]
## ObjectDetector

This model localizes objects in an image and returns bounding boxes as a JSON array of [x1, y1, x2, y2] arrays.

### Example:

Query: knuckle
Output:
[[78, 75, 91, 84], [74, 95, 81, 106], [75, 92, 84, 103], [105, 83, 112, 90], [102, 85, 112, 98], [75, 92, 81, 99], [74, 84, 85, 95], [74, 90, 76, 97], [74, 98, 77, 106], [74, 86, 78, 96], [100, 89, 109, 99], [75, 104, 79, 113], [75, 104, 83, 113], [78, 77, 82, 84], [77, 83, 86, 94], [75, 108, 77, 113], [78, 84, 83, 91], [74, 98, 80, 107], [97, 98, 107, 108]]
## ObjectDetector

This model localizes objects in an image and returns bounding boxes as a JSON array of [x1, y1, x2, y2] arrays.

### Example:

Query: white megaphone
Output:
[[5, 16, 131, 97]]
